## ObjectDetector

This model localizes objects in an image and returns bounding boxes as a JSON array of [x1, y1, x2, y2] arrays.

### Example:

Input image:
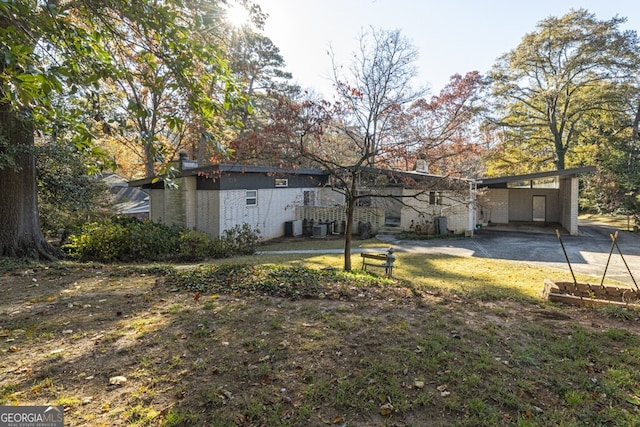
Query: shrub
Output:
[[216, 224, 261, 257], [179, 230, 211, 261], [65, 217, 182, 262], [208, 237, 229, 259], [65, 219, 260, 263]]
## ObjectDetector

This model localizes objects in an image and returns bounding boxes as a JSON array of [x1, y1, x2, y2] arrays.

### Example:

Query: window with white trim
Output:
[[246, 190, 257, 206]]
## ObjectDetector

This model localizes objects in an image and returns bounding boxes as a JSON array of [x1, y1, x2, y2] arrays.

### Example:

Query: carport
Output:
[[475, 166, 596, 235]]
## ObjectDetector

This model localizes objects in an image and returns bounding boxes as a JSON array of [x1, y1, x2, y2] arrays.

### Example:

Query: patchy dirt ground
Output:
[[2, 263, 640, 426]]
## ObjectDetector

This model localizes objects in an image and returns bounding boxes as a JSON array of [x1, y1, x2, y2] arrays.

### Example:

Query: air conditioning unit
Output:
[[284, 220, 303, 237], [312, 224, 327, 238]]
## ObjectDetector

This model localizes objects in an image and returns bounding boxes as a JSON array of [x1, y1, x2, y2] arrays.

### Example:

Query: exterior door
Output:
[[532, 196, 546, 222]]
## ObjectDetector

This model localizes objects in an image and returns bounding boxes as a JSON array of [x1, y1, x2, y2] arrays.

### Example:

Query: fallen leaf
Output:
[[278, 340, 290, 349], [380, 402, 394, 416], [109, 375, 127, 385], [626, 395, 640, 406]]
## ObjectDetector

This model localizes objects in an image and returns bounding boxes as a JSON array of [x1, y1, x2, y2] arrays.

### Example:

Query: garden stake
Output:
[[556, 229, 579, 288], [600, 230, 617, 287], [610, 232, 639, 292]]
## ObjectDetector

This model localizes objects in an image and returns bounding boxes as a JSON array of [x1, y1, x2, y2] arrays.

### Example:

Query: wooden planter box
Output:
[[542, 279, 640, 308]]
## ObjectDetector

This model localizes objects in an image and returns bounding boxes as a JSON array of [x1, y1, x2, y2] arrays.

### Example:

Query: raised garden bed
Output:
[[543, 279, 640, 307]]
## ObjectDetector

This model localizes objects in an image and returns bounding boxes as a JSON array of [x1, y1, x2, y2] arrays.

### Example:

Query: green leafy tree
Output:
[[37, 143, 111, 243], [580, 94, 640, 219], [0, 0, 240, 259], [224, 29, 301, 165], [489, 9, 640, 172]]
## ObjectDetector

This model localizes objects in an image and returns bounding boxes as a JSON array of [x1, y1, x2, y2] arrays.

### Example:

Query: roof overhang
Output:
[[476, 166, 596, 187], [128, 163, 327, 188]]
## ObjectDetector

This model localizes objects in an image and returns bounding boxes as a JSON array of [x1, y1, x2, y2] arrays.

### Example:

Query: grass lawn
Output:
[[1, 240, 640, 426], [580, 213, 636, 231]]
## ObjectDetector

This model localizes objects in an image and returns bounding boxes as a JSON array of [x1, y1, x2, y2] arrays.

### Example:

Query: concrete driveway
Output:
[[386, 221, 640, 287]]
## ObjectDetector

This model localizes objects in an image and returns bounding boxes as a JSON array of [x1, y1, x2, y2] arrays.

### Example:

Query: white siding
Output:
[[219, 188, 311, 240]]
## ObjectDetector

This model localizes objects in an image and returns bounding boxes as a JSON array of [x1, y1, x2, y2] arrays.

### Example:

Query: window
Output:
[[246, 190, 257, 206], [532, 177, 558, 189], [429, 191, 442, 205], [303, 190, 315, 206], [506, 178, 559, 189], [275, 178, 288, 187], [507, 180, 531, 189], [356, 189, 371, 207]]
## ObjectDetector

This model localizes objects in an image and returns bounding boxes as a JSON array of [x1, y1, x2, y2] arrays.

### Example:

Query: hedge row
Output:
[[64, 217, 260, 262]]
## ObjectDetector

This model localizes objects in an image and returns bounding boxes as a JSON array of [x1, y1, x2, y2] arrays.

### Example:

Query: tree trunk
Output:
[[343, 195, 355, 272], [0, 103, 58, 260], [633, 101, 640, 142]]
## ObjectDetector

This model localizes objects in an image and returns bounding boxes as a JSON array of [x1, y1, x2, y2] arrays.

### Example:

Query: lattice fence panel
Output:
[[295, 206, 385, 233]]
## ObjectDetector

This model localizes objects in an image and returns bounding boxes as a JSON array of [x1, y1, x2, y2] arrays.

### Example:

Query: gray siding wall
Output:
[[508, 189, 560, 222], [149, 177, 196, 228], [196, 190, 221, 237], [482, 189, 509, 224]]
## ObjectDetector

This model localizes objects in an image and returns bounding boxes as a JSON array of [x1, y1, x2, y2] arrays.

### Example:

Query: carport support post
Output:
[[467, 180, 477, 236]]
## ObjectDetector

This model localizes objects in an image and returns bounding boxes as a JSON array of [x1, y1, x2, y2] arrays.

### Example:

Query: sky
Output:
[[254, 0, 640, 96]]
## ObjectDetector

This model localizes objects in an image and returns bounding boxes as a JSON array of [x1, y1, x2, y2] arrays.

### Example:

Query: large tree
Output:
[[322, 28, 427, 271], [390, 71, 488, 177], [224, 29, 298, 164], [0, 0, 239, 258], [489, 9, 640, 172], [250, 28, 424, 271]]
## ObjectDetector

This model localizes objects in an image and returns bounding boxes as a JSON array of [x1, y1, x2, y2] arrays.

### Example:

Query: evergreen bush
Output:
[[65, 218, 260, 262]]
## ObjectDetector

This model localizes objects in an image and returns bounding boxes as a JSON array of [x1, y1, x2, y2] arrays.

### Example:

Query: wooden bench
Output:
[[361, 248, 396, 278]]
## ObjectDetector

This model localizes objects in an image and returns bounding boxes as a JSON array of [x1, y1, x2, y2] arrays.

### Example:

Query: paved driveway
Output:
[[387, 221, 640, 287]]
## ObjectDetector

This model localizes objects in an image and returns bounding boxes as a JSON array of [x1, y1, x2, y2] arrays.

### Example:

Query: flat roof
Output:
[[476, 166, 596, 186], [129, 163, 327, 187]]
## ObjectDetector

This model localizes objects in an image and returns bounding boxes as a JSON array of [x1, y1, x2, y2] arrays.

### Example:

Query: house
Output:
[[128, 162, 341, 240], [128, 157, 595, 239], [357, 169, 475, 235], [475, 166, 596, 235], [127, 159, 469, 240], [103, 173, 150, 219]]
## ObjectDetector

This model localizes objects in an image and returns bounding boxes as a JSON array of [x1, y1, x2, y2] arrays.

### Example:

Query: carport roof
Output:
[[476, 166, 596, 187]]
